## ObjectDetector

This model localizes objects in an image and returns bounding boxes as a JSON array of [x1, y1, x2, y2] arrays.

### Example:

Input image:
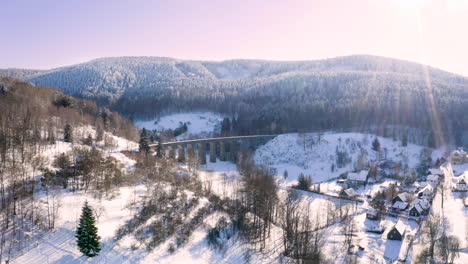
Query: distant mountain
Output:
[[0, 68, 45, 80], [2, 55, 467, 146]]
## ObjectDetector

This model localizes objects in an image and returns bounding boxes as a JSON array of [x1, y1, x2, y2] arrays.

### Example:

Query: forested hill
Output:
[[0, 77, 138, 144], [1, 55, 467, 146]]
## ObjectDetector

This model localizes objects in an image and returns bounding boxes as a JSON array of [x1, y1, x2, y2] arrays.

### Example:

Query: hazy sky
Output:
[[1, 0, 468, 76]]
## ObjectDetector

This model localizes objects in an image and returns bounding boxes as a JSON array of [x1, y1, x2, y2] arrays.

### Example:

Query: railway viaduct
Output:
[[148, 135, 277, 164]]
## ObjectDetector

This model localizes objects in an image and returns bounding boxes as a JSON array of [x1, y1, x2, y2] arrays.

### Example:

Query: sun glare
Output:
[[393, 0, 429, 9]]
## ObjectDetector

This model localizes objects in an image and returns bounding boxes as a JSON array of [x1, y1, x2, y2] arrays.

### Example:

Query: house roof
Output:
[[419, 185, 433, 195], [343, 188, 358, 197], [453, 175, 467, 185], [347, 170, 369, 181], [412, 199, 430, 213], [392, 201, 408, 210], [396, 192, 411, 202], [392, 220, 406, 234], [429, 168, 443, 176]]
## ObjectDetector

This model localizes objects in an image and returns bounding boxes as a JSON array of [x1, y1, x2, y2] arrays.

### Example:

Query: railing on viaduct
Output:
[[148, 135, 277, 164]]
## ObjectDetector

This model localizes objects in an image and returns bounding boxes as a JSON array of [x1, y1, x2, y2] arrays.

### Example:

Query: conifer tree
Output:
[[64, 123, 73, 143], [76, 201, 101, 257], [139, 128, 150, 155], [372, 138, 381, 152], [156, 137, 163, 158]]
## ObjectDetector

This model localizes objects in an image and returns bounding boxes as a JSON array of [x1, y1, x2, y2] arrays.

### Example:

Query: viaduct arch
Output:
[[148, 135, 277, 164]]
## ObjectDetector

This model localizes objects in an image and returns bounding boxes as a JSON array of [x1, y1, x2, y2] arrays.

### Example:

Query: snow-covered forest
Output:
[[3, 55, 468, 147]]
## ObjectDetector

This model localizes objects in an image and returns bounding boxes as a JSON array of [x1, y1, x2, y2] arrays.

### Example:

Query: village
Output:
[[308, 149, 468, 262]]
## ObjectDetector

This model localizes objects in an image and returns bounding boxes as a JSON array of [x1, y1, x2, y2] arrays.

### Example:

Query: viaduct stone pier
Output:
[[149, 135, 277, 164]]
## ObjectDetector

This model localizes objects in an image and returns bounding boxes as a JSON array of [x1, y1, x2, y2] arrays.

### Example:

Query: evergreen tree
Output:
[[156, 137, 163, 158], [296, 173, 312, 191], [372, 138, 381, 152], [64, 123, 73, 143], [76, 201, 101, 257], [139, 128, 150, 155]]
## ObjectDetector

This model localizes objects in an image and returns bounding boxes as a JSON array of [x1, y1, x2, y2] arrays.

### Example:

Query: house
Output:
[[418, 185, 433, 200], [387, 220, 406, 240], [451, 150, 468, 164], [340, 188, 358, 199], [452, 174, 468, 192], [347, 170, 369, 186], [366, 208, 379, 220], [409, 199, 430, 217], [426, 174, 439, 187], [365, 220, 385, 233], [392, 192, 411, 204], [391, 201, 409, 212], [365, 222, 385, 234]]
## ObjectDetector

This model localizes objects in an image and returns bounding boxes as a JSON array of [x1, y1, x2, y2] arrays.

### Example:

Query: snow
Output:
[[348, 170, 369, 181], [11, 127, 465, 264], [254, 132, 441, 185], [135, 112, 224, 140], [13, 185, 148, 264]]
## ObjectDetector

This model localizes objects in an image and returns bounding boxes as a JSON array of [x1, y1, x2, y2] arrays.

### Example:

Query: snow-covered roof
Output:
[[392, 201, 408, 210], [412, 198, 430, 213], [347, 170, 368, 181], [392, 220, 406, 234], [396, 192, 411, 202], [342, 188, 358, 197], [452, 150, 467, 157], [419, 184, 433, 195], [428, 168, 443, 176], [453, 175, 467, 185]]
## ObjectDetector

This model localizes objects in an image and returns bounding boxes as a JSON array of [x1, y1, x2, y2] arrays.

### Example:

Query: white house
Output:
[[418, 184, 433, 200], [452, 173, 468, 192]]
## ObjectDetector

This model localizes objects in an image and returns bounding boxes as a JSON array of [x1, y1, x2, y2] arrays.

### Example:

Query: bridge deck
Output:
[[149, 134, 277, 147]]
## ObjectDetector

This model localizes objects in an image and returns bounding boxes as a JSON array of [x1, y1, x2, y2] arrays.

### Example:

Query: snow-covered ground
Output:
[[12, 127, 465, 264], [135, 112, 224, 140], [254, 132, 444, 185]]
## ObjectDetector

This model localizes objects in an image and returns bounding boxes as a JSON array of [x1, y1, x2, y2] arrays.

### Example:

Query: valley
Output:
[[1, 106, 466, 263]]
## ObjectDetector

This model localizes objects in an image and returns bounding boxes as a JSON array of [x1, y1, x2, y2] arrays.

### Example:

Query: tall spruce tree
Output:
[[64, 123, 73, 143], [139, 128, 150, 155], [76, 201, 101, 257]]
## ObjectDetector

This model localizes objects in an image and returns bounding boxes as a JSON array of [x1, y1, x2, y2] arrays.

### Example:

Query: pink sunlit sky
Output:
[[1, 0, 468, 76]]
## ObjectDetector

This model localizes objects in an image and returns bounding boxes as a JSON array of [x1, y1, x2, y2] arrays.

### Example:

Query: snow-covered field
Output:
[[254, 132, 444, 185], [135, 112, 224, 140]]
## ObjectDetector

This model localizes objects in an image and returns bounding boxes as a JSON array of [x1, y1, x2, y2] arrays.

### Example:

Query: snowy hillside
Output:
[[254, 132, 444, 184], [135, 112, 224, 140]]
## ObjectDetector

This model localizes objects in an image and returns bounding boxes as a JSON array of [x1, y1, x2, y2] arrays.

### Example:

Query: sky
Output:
[[1, 0, 468, 76]]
